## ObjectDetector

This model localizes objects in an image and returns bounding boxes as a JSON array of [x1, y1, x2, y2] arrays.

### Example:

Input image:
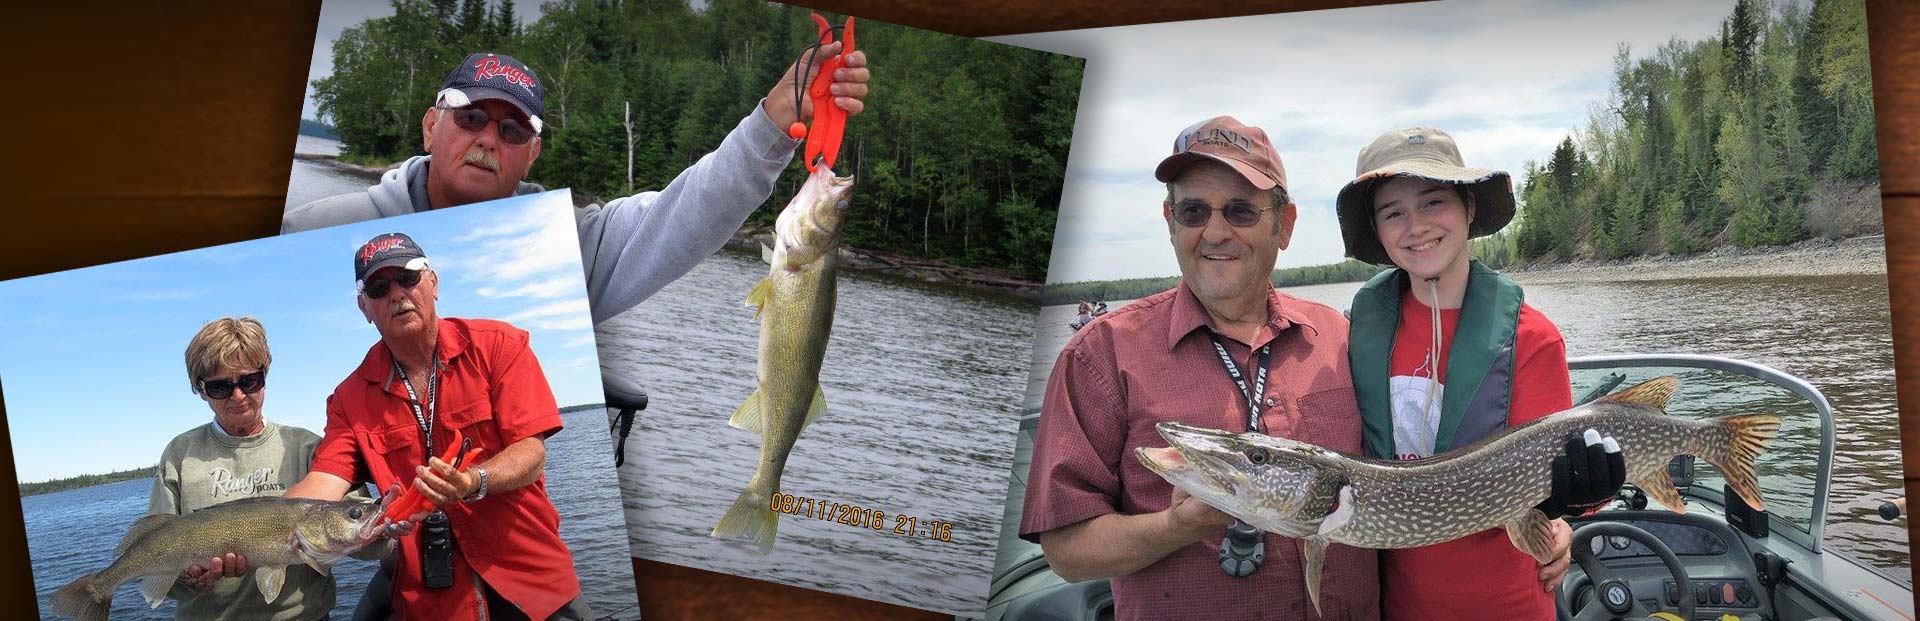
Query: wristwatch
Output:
[[462, 466, 490, 502]]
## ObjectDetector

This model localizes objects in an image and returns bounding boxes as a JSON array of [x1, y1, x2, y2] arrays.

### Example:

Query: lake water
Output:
[[287, 136, 379, 210], [1009, 271, 1908, 582], [23, 409, 640, 620], [598, 248, 1038, 617]]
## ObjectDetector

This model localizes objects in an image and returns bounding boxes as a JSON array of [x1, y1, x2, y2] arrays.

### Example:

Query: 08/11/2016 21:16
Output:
[[769, 492, 954, 542]]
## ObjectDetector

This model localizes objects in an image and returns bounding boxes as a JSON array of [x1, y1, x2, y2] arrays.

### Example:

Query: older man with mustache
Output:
[[283, 48, 871, 324], [284, 233, 587, 620]]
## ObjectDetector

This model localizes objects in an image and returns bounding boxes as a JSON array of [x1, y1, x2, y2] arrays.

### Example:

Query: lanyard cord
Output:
[[792, 26, 845, 136], [1205, 333, 1272, 433], [392, 356, 440, 460]]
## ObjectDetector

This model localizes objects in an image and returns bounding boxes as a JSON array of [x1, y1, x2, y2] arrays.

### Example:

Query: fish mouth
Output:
[[1138, 422, 1247, 496]]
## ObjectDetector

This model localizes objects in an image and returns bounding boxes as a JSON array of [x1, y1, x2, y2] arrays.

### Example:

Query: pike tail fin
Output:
[[1699, 413, 1782, 512], [49, 572, 109, 621], [711, 487, 780, 554]]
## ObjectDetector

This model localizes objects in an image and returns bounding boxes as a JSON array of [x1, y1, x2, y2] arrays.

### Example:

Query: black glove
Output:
[[1537, 429, 1626, 519]]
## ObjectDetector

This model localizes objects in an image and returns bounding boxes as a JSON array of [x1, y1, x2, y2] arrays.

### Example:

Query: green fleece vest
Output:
[[1350, 261, 1524, 459]]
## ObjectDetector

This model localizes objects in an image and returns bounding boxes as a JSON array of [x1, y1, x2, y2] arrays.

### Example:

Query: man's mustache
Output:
[[462, 148, 499, 172]]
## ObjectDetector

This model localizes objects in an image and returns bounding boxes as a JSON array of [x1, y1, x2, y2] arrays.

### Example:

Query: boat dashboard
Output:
[[1561, 510, 1774, 621]]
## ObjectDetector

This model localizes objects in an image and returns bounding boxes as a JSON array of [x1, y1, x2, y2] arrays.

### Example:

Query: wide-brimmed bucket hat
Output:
[[1335, 126, 1515, 265]]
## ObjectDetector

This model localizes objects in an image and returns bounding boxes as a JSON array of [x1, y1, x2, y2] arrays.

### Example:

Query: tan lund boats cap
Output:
[[1335, 126, 1515, 265], [1154, 115, 1288, 191]]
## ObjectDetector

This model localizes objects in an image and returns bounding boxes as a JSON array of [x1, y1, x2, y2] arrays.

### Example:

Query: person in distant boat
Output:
[[282, 48, 871, 325], [1335, 126, 1626, 619], [149, 317, 386, 619]]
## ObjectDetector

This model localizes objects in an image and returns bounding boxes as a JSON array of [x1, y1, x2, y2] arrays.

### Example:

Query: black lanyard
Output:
[[1206, 332, 1271, 433], [391, 357, 440, 460]]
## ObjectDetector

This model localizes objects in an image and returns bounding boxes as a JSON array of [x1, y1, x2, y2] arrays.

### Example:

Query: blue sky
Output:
[[0, 192, 603, 483], [991, 0, 1767, 283]]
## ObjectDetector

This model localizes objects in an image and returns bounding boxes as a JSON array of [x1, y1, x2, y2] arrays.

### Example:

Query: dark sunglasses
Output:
[[1172, 201, 1272, 228], [446, 106, 536, 145], [202, 370, 266, 400], [361, 269, 424, 299]]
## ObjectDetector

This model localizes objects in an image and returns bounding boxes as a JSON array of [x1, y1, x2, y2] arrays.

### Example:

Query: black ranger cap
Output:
[[441, 52, 545, 123], [354, 233, 430, 289]]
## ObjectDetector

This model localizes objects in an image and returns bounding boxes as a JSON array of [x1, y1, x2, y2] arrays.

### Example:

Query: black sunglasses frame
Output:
[[202, 369, 267, 400], [361, 269, 424, 299], [446, 106, 536, 145]]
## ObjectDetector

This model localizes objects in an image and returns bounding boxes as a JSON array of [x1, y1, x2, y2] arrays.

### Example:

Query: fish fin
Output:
[[294, 540, 331, 576], [1594, 376, 1678, 409], [117, 513, 174, 554], [728, 388, 766, 433], [1317, 485, 1355, 537], [1503, 509, 1560, 564], [255, 565, 287, 603], [49, 572, 108, 621], [1633, 461, 1688, 514], [1302, 536, 1327, 617], [803, 385, 828, 430], [746, 277, 773, 319], [139, 574, 172, 608], [710, 488, 779, 554], [760, 243, 776, 265], [1707, 413, 1782, 512]]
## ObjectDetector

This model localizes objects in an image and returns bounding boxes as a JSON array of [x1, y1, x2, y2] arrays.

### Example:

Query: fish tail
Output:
[[49, 572, 109, 621], [711, 486, 780, 554], [1697, 413, 1782, 512]]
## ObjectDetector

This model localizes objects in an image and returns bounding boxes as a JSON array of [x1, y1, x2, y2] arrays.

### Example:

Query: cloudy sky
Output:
[[0, 192, 602, 482], [990, 0, 1753, 284]]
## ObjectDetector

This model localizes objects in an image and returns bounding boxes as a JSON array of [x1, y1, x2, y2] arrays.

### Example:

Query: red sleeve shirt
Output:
[[1020, 284, 1380, 620], [312, 318, 574, 620], [1382, 297, 1572, 620]]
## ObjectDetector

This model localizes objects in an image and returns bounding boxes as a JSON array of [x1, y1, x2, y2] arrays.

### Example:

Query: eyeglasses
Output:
[[1172, 201, 1272, 228], [202, 370, 266, 400], [444, 106, 537, 145], [361, 269, 424, 299]]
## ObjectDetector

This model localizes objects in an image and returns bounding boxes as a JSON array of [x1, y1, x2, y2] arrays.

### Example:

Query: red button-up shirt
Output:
[[313, 318, 577, 620], [1021, 282, 1380, 620]]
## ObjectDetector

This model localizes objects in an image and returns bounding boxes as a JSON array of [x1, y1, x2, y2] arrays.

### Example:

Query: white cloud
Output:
[[476, 279, 580, 300], [992, 0, 1750, 283]]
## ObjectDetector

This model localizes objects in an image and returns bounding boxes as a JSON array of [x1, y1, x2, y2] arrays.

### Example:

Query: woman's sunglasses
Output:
[[202, 370, 266, 400], [446, 106, 537, 145], [360, 269, 424, 299]]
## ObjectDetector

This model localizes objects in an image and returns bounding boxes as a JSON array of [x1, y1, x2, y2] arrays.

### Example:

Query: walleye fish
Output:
[[710, 163, 854, 553], [49, 496, 388, 621], [1136, 377, 1779, 613]]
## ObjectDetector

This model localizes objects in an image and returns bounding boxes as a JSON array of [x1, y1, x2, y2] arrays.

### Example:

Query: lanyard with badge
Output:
[[1205, 332, 1272, 578], [392, 356, 458, 589]]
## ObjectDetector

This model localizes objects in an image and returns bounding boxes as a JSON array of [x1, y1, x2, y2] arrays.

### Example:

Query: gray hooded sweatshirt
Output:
[[282, 103, 798, 323]]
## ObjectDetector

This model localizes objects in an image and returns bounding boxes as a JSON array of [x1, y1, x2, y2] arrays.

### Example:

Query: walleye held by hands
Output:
[[1136, 376, 1780, 612]]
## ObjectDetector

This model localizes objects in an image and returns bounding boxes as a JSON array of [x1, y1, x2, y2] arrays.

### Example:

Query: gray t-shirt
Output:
[[147, 421, 332, 620], [282, 102, 799, 323]]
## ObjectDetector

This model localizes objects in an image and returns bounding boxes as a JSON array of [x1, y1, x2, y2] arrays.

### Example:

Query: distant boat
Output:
[[1067, 302, 1108, 332]]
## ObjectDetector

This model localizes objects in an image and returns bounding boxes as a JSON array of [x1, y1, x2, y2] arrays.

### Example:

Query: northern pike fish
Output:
[[48, 497, 388, 621], [711, 163, 854, 553], [1136, 377, 1779, 613]]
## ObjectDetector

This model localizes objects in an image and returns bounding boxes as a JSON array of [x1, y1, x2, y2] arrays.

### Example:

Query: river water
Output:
[[22, 409, 641, 620], [1011, 271, 1908, 582], [598, 248, 1037, 617]]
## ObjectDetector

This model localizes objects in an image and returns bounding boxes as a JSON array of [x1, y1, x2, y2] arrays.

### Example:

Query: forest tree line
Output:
[[312, 0, 1082, 279], [1484, 0, 1876, 267]]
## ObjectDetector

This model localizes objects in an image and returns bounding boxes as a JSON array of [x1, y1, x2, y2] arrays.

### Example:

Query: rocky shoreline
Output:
[[1503, 234, 1887, 285]]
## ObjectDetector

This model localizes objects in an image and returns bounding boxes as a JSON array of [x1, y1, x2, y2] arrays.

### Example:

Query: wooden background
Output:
[[0, 0, 1913, 617]]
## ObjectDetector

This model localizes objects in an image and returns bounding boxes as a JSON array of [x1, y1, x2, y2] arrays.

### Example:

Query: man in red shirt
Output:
[[286, 232, 587, 620], [1022, 116, 1380, 619]]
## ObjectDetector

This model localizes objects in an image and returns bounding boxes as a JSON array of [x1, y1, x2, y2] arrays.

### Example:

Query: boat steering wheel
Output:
[[1564, 522, 1693, 621]]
